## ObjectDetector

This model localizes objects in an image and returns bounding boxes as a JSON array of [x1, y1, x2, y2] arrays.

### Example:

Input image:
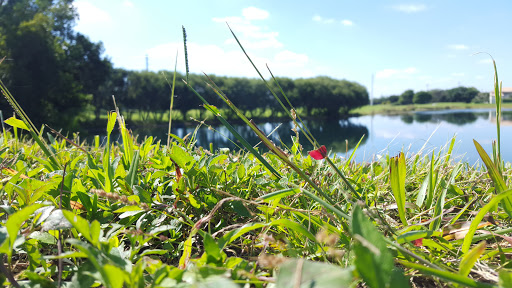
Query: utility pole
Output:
[[370, 73, 374, 106], [145, 54, 149, 72]]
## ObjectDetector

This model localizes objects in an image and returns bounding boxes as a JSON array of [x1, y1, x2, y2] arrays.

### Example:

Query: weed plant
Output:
[[0, 30, 512, 288]]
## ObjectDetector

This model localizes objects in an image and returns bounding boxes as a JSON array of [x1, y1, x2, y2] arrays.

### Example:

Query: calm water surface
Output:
[[126, 109, 512, 165]]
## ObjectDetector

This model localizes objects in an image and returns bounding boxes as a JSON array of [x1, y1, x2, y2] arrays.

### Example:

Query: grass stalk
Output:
[[0, 79, 61, 170], [165, 51, 179, 148]]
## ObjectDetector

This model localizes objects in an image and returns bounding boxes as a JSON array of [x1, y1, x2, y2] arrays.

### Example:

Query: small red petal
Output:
[[309, 145, 327, 160], [412, 238, 423, 247]]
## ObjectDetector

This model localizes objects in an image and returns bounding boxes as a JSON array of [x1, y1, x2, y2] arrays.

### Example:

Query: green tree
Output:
[[413, 91, 432, 104], [399, 90, 414, 105], [0, 0, 111, 130]]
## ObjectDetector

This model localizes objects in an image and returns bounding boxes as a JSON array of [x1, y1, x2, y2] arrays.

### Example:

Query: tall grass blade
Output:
[[459, 241, 486, 277], [461, 189, 512, 253], [492, 60, 502, 172], [0, 79, 61, 170], [473, 140, 512, 216], [344, 135, 365, 169], [182, 26, 189, 82], [166, 51, 179, 148], [399, 260, 495, 288], [389, 152, 407, 225], [429, 164, 461, 231], [184, 81, 281, 178]]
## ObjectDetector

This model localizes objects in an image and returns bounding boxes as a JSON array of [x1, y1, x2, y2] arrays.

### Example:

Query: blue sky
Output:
[[73, 0, 512, 98]]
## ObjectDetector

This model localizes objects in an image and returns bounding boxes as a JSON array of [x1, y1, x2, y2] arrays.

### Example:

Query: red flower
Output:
[[412, 238, 423, 247], [309, 145, 327, 160]]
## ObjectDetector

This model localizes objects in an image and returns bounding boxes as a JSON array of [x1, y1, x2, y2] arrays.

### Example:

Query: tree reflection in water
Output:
[[130, 119, 369, 154]]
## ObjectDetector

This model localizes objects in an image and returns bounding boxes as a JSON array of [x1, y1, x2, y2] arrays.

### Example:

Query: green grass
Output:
[[351, 102, 512, 115], [1, 118, 510, 287], [2, 28, 512, 288]]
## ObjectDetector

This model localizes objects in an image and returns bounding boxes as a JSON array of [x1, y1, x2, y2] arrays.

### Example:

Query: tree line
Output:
[[99, 71, 369, 121], [0, 0, 369, 132], [374, 86, 487, 105]]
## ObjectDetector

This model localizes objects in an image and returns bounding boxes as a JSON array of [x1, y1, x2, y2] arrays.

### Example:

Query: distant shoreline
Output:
[[349, 102, 512, 116]]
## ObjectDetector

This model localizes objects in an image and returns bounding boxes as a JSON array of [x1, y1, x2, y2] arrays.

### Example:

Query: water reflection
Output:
[[134, 120, 369, 153], [99, 109, 512, 164]]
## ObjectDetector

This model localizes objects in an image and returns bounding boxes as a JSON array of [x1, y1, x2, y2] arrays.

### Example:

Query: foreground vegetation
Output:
[[2, 104, 512, 287], [2, 17, 512, 288]]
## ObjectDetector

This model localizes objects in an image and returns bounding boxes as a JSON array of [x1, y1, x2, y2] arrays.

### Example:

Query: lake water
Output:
[[126, 109, 512, 165]]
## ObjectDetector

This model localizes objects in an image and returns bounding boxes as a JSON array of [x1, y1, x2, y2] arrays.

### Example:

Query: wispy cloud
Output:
[[451, 72, 465, 77], [447, 44, 469, 50], [376, 67, 417, 79], [144, 7, 313, 77], [313, 15, 354, 26], [213, 7, 282, 49], [74, 1, 111, 25], [242, 7, 269, 20], [341, 20, 354, 26], [313, 15, 336, 24], [123, 1, 134, 8], [393, 4, 427, 13]]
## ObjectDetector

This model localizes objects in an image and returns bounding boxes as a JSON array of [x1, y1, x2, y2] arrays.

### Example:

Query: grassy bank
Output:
[[351, 102, 512, 115], [1, 118, 512, 287]]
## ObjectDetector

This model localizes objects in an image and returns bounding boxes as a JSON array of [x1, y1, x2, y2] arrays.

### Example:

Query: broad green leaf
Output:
[[106, 112, 117, 135], [260, 188, 299, 201], [5, 116, 29, 130], [41, 209, 73, 231], [113, 205, 143, 213], [170, 145, 195, 171], [236, 164, 246, 179], [459, 241, 486, 277], [499, 269, 512, 288], [276, 259, 355, 288], [103, 264, 126, 288], [0, 204, 44, 259], [126, 150, 140, 187], [352, 205, 395, 288], [203, 233, 221, 261], [462, 189, 512, 253], [133, 185, 152, 204], [397, 230, 442, 244], [28, 231, 57, 245], [62, 210, 100, 247], [389, 152, 407, 225]]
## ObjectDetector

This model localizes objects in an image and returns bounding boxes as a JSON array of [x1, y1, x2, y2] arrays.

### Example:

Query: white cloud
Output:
[[313, 15, 336, 24], [213, 8, 282, 50], [451, 72, 465, 77], [242, 7, 269, 20], [376, 67, 417, 79], [74, 1, 111, 25], [145, 42, 313, 78], [341, 20, 354, 26], [448, 44, 469, 50], [393, 4, 427, 13], [313, 15, 354, 26], [123, 1, 134, 8]]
